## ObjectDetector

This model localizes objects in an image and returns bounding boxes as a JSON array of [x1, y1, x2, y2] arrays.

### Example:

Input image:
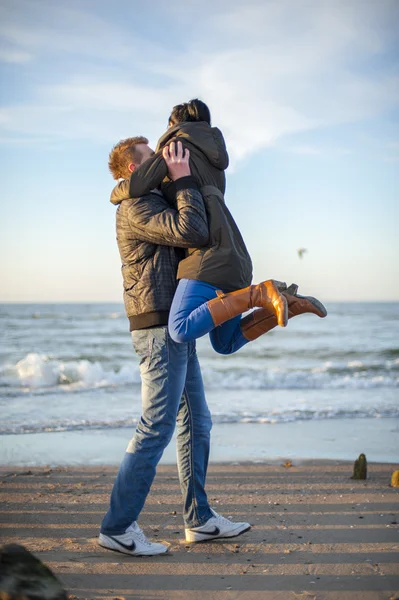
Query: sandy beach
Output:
[[1, 461, 398, 600]]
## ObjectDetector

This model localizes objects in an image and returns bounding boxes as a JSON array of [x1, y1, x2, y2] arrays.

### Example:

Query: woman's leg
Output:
[[169, 279, 248, 353], [209, 315, 249, 355], [169, 277, 289, 345], [169, 279, 220, 343]]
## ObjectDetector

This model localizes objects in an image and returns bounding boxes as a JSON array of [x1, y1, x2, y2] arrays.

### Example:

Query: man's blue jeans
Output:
[[168, 278, 249, 354], [101, 326, 213, 535]]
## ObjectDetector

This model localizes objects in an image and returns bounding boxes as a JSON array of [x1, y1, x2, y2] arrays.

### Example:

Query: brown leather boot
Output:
[[241, 284, 327, 341], [207, 280, 288, 328], [240, 308, 278, 341], [284, 284, 327, 318]]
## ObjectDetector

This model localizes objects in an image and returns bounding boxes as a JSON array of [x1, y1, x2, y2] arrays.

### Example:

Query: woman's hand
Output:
[[162, 141, 191, 181]]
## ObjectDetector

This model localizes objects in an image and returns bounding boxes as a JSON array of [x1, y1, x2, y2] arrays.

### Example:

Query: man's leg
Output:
[[175, 342, 251, 543], [175, 342, 213, 527], [101, 327, 190, 535]]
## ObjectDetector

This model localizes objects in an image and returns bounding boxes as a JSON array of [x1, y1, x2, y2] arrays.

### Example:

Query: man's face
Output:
[[128, 143, 154, 173], [133, 143, 154, 169]]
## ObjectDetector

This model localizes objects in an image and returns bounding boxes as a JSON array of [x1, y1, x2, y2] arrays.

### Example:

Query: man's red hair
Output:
[[108, 136, 149, 180]]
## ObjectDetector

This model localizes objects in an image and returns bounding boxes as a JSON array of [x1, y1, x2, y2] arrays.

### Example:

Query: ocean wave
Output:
[[0, 353, 398, 394], [0, 353, 140, 390], [1, 406, 398, 435], [202, 364, 398, 390], [1, 311, 124, 321], [382, 348, 399, 358]]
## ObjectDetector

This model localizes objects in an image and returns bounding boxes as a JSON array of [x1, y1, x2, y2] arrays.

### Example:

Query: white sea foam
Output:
[[348, 360, 363, 368], [1, 352, 398, 394], [2, 302, 398, 440], [1, 353, 140, 391], [2, 405, 399, 435]]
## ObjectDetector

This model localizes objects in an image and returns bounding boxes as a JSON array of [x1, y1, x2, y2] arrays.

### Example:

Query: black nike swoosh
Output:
[[109, 536, 136, 551], [197, 526, 220, 536]]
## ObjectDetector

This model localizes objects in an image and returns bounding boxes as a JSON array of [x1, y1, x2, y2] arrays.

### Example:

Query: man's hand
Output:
[[163, 141, 191, 181]]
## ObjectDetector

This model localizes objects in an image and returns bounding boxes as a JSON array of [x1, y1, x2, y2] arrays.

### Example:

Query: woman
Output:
[[124, 99, 326, 354]]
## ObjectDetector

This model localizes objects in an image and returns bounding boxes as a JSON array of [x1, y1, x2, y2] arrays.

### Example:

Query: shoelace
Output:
[[212, 511, 232, 525], [128, 523, 152, 546]]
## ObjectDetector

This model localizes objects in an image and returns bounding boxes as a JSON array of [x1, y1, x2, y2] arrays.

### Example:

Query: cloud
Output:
[[0, 0, 398, 163], [0, 0, 166, 66], [283, 145, 323, 156], [0, 48, 32, 64]]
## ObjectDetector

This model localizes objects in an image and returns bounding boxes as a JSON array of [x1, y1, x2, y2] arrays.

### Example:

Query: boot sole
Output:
[[299, 295, 327, 317], [283, 290, 327, 318], [309, 296, 327, 317]]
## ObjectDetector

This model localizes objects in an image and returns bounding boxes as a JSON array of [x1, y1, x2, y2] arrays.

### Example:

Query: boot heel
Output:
[[264, 281, 288, 327]]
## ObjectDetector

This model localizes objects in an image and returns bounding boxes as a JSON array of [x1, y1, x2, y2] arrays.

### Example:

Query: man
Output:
[[99, 137, 250, 556]]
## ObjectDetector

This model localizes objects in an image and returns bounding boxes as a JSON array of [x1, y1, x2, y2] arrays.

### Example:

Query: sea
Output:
[[1, 302, 398, 464]]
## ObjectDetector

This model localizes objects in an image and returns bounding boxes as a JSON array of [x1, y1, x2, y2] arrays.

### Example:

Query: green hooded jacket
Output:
[[118, 121, 253, 292]]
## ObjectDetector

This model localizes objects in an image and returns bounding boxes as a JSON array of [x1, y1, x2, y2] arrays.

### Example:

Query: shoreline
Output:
[[1, 417, 398, 466], [1, 461, 398, 599]]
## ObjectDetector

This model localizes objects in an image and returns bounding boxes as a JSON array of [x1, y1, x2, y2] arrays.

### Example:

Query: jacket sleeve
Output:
[[127, 176, 209, 248], [129, 151, 168, 197]]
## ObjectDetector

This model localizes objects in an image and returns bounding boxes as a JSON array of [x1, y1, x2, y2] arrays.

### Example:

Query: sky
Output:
[[0, 0, 398, 303]]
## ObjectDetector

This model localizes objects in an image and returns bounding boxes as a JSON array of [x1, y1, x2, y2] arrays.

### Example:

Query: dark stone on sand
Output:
[[0, 544, 67, 600], [351, 453, 367, 479]]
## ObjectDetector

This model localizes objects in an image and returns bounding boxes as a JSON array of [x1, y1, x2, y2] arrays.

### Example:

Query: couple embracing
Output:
[[99, 99, 327, 556]]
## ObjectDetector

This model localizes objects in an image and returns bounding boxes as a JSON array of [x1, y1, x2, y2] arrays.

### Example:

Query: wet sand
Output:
[[2, 418, 398, 466], [0, 461, 399, 600]]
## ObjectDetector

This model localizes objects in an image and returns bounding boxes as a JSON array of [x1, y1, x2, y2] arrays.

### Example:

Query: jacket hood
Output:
[[156, 122, 229, 170], [110, 179, 130, 205]]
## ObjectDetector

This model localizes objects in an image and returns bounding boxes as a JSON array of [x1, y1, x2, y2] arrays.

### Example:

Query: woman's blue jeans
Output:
[[168, 279, 249, 354], [101, 326, 213, 534]]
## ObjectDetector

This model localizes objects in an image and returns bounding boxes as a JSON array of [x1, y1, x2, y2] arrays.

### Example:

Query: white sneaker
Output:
[[185, 509, 251, 543], [98, 522, 169, 556]]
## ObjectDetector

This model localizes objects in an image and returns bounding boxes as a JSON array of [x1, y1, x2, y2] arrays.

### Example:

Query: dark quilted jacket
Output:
[[117, 122, 253, 292], [111, 177, 209, 330]]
